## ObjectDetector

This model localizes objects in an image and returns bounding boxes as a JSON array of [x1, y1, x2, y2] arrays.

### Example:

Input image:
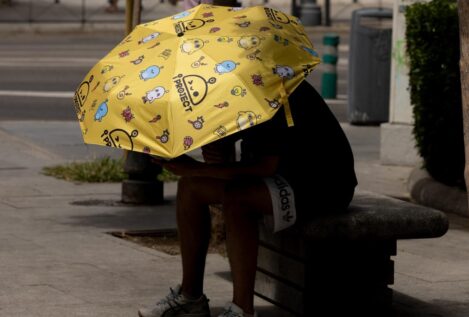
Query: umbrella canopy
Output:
[[74, 4, 320, 158]]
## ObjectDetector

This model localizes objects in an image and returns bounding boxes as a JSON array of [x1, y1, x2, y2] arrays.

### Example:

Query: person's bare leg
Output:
[[176, 176, 226, 298], [222, 179, 273, 314]]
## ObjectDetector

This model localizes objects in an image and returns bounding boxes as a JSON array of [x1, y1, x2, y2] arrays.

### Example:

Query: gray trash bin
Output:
[[348, 8, 393, 125]]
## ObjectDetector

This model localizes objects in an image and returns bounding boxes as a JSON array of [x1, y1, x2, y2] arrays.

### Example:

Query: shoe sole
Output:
[[138, 311, 210, 317]]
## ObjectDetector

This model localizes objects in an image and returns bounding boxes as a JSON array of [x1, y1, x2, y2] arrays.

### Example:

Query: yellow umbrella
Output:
[[73, 4, 320, 158]]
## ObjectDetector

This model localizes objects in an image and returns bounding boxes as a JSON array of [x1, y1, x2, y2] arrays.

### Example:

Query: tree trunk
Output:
[[459, 0, 469, 202], [213, 0, 239, 6]]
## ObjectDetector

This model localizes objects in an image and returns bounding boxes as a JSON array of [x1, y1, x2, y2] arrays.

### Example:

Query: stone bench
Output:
[[254, 190, 449, 316]]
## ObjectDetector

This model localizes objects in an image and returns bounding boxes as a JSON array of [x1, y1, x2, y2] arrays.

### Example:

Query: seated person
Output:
[[139, 81, 358, 317]]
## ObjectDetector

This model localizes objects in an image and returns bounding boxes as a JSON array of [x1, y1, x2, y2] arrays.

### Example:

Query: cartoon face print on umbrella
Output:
[[74, 4, 321, 159], [213, 125, 228, 138], [273, 65, 295, 80], [101, 65, 113, 74], [238, 36, 263, 50], [117, 85, 132, 100], [231, 85, 247, 97], [156, 129, 170, 143], [140, 65, 163, 81], [172, 74, 216, 112], [103, 75, 125, 92], [265, 97, 281, 109], [94, 99, 109, 122], [74, 75, 93, 115], [236, 111, 261, 130], [191, 56, 207, 68], [264, 7, 294, 25], [217, 36, 233, 43], [188, 116, 205, 129], [183, 136, 193, 150], [101, 129, 138, 150], [174, 18, 215, 37], [180, 38, 208, 55], [138, 32, 160, 45], [131, 55, 145, 65], [142, 86, 169, 104], [214, 60, 239, 74], [121, 106, 135, 123], [159, 49, 172, 60], [301, 64, 317, 78], [172, 10, 193, 20], [302, 46, 319, 57]]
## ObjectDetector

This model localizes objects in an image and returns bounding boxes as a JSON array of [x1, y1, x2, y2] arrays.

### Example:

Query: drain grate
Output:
[[109, 229, 180, 255], [109, 228, 226, 256], [70, 199, 124, 207], [110, 228, 178, 238], [0, 167, 27, 171], [71, 199, 174, 207]]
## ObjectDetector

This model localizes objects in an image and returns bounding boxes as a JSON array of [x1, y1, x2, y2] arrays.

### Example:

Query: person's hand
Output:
[[154, 154, 202, 177], [150, 155, 169, 166], [202, 140, 235, 164]]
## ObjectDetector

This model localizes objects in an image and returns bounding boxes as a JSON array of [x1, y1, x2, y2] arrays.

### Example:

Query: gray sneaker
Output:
[[218, 302, 258, 317], [138, 285, 211, 317]]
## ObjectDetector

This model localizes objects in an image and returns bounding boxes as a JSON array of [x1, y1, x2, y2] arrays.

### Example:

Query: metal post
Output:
[[122, 0, 164, 205], [321, 33, 339, 99], [300, 0, 322, 26], [81, 0, 85, 27], [28, 0, 33, 23], [125, 0, 134, 35], [132, 0, 141, 27], [324, 0, 331, 26], [291, 0, 300, 18]]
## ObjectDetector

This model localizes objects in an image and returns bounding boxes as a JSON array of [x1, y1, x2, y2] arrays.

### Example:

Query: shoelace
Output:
[[220, 307, 242, 317], [154, 287, 189, 313], [156, 287, 179, 306]]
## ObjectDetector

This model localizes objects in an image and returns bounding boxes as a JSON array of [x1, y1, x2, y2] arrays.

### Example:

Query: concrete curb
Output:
[[0, 22, 352, 35], [408, 167, 468, 218]]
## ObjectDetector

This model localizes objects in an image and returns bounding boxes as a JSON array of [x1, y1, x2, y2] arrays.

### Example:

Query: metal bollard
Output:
[[121, 0, 164, 205], [122, 151, 164, 205], [321, 33, 340, 99]]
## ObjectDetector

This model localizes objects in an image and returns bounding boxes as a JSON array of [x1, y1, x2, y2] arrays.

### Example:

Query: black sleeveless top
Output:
[[238, 81, 357, 210]]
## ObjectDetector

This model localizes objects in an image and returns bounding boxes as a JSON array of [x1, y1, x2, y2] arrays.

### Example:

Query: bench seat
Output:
[[254, 190, 449, 316]]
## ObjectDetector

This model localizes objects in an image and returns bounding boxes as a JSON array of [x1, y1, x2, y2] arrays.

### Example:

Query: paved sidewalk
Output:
[[1, 119, 469, 317], [0, 120, 239, 317]]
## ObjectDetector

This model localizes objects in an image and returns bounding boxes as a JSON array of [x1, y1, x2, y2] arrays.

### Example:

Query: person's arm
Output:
[[155, 153, 279, 180], [201, 138, 236, 164]]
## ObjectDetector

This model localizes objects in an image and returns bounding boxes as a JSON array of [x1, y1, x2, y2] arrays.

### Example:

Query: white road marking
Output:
[[0, 57, 99, 67], [0, 90, 74, 98]]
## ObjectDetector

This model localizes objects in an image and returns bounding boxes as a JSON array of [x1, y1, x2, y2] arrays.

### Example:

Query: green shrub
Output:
[[405, 0, 465, 189], [43, 156, 127, 183], [43, 156, 179, 183]]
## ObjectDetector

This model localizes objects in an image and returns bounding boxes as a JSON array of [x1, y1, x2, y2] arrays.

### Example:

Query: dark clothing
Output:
[[239, 81, 357, 215]]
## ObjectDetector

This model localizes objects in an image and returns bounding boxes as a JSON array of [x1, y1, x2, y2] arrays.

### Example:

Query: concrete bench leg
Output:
[[255, 231, 396, 316], [303, 240, 395, 314]]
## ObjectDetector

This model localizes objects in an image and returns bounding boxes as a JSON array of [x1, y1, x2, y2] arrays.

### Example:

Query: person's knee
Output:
[[177, 176, 200, 200], [223, 180, 256, 218], [177, 176, 195, 190], [223, 180, 244, 206]]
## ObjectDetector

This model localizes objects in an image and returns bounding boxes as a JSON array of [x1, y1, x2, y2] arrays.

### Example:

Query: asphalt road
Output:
[[0, 28, 349, 121], [0, 31, 121, 120]]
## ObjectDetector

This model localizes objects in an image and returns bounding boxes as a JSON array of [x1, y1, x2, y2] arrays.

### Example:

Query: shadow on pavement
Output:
[[61, 200, 177, 231], [392, 291, 466, 317]]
